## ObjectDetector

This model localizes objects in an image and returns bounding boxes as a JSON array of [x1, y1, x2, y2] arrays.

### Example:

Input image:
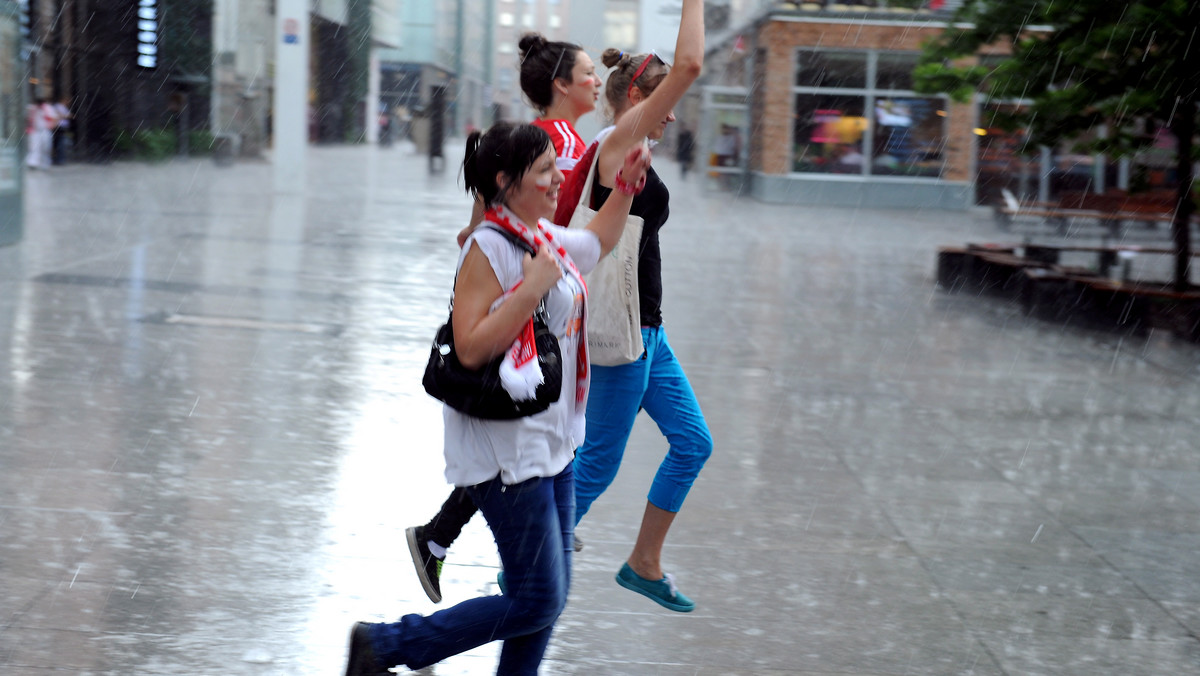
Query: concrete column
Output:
[[1038, 145, 1052, 203], [366, 49, 380, 144], [273, 0, 309, 193], [1117, 157, 1131, 190]]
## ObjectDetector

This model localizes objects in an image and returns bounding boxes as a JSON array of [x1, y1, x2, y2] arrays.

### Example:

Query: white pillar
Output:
[[1117, 157, 1131, 190], [1038, 145, 1052, 203], [273, 1, 309, 193], [366, 49, 381, 145]]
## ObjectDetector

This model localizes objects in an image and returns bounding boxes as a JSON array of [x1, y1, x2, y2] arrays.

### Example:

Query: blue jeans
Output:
[[370, 465, 574, 675], [574, 326, 713, 522]]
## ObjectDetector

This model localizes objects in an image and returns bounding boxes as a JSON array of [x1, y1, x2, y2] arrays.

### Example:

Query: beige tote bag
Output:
[[567, 141, 645, 365]]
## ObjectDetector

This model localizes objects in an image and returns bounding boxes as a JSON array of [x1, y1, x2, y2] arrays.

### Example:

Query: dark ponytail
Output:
[[462, 130, 487, 202], [461, 121, 553, 209]]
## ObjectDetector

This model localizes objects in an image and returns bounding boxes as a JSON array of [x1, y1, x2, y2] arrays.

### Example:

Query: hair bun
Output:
[[600, 47, 626, 69], [518, 32, 548, 58]]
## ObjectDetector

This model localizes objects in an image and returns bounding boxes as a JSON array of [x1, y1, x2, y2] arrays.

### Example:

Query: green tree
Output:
[[915, 0, 1200, 291]]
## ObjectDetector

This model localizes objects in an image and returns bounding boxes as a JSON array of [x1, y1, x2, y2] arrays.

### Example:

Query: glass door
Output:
[[700, 86, 748, 192], [0, 0, 23, 245]]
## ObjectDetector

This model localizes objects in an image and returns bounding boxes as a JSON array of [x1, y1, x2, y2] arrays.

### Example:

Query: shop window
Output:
[[1131, 123, 1178, 192], [974, 102, 1033, 205], [795, 51, 867, 89], [792, 50, 946, 179], [876, 53, 917, 90], [604, 10, 637, 51], [793, 94, 867, 174], [872, 97, 946, 177], [0, 15, 19, 193]]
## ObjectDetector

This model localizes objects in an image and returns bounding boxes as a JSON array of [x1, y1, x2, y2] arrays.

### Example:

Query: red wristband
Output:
[[614, 171, 646, 196]]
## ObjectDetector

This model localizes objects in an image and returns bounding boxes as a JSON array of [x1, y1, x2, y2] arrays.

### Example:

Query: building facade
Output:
[[695, 0, 1176, 211], [694, 2, 971, 209], [23, 0, 216, 160], [211, 0, 272, 155], [379, 0, 490, 145], [1, 0, 19, 244]]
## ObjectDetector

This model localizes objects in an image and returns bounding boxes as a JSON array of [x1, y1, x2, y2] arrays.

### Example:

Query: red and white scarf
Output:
[[483, 206, 589, 409]]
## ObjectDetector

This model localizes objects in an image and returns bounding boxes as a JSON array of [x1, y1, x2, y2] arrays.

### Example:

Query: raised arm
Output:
[[598, 0, 704, 176]]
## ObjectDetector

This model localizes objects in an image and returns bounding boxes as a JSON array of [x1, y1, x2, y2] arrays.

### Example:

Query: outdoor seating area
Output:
[[993, 188, 1196, 236], [937, 241, 1200, 340]]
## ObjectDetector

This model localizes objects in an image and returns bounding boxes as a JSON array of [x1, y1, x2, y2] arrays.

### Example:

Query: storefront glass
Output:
[[974, 102, 1033, 205], [875, 53, 915, 90], [791, 50, 947, 178], [793, 94, 866, 174], [795, 51, 867, 88], [0, 2, 22, 246], [872, 96, 945, 176], [1130, 123, 1178, 192]]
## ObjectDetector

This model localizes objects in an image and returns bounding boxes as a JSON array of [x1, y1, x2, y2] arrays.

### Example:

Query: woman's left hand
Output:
[[618, 144, 652, 188]]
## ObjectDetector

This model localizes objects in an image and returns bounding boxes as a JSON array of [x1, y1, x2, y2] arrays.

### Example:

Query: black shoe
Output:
[[573, 533, 584, 553], [344, 622, 388, 676], [406, 526, 444, 603]]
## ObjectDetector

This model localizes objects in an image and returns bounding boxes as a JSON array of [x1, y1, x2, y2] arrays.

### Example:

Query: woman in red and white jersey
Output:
[[457, 33, 600, 244], [520, 33, 600, 178]]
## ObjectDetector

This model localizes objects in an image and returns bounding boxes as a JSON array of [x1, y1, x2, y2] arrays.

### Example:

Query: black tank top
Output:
[[592, 165, 670, 328]]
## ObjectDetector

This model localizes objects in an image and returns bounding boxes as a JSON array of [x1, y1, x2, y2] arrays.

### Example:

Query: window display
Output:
[[0, 12, 19, 192], [792, 50, 946, 178]]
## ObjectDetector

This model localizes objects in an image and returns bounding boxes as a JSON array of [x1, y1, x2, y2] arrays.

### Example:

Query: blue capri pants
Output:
[[574, 326, 713, 522]]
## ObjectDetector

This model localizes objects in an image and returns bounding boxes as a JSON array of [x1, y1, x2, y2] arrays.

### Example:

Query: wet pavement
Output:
[[2, 142, 1200, 675]]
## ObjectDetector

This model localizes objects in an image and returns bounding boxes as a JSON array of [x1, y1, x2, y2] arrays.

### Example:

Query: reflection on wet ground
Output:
[[2, 143, 1199, 674]]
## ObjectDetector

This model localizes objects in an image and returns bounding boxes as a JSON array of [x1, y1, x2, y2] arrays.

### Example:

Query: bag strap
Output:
[[484, 223, 536, 256], [578, 143, 601, 213], [447, 224, 541, 313]]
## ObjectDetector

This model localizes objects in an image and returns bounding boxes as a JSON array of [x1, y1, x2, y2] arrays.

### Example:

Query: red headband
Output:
[[627, 53, 658, 98]]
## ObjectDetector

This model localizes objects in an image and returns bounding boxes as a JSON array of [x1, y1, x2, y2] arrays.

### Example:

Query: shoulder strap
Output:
[[480, 223, 536, 256], [449, 222, 536, 305], [455, 224, 547, 318]]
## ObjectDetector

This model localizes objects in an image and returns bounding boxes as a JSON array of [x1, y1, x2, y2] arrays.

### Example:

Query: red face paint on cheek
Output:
[[534, 177, 552, 192]]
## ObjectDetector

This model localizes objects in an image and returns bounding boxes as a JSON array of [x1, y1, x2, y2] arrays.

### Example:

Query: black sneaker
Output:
[[573, 533, 584, 552], [406, 526, 444, 603], [344, 622, 389, 676]]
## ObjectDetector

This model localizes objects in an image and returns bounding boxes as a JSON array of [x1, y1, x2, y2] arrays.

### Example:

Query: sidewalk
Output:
[[2, 144, 1199, 675]]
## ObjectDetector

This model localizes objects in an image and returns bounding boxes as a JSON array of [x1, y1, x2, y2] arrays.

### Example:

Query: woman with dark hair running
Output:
[[407, 32, 601, 605], [344, 121, 650, 675], [569, 0, 711, 613]]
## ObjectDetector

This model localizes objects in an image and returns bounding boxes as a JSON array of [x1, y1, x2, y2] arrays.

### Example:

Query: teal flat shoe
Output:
[[614, 562, 695, 612]]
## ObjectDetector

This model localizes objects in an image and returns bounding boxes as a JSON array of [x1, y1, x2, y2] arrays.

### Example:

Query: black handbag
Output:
[[422, 227, 563, 420]]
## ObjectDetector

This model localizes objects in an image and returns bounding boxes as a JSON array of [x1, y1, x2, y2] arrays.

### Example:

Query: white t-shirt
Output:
[[442, 222, 601, 486]]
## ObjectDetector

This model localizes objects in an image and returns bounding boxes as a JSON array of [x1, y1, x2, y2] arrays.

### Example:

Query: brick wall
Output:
[[754, 19, 977, 181]]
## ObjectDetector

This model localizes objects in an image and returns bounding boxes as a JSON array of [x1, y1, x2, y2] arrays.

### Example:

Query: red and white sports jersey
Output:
[[532, 118, 585, 176]]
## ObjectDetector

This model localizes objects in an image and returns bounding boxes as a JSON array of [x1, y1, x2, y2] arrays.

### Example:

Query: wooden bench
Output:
[[938, 241, 1200, 339], [993, 188, 1195, 235], [939, 241, 1197, 295]]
